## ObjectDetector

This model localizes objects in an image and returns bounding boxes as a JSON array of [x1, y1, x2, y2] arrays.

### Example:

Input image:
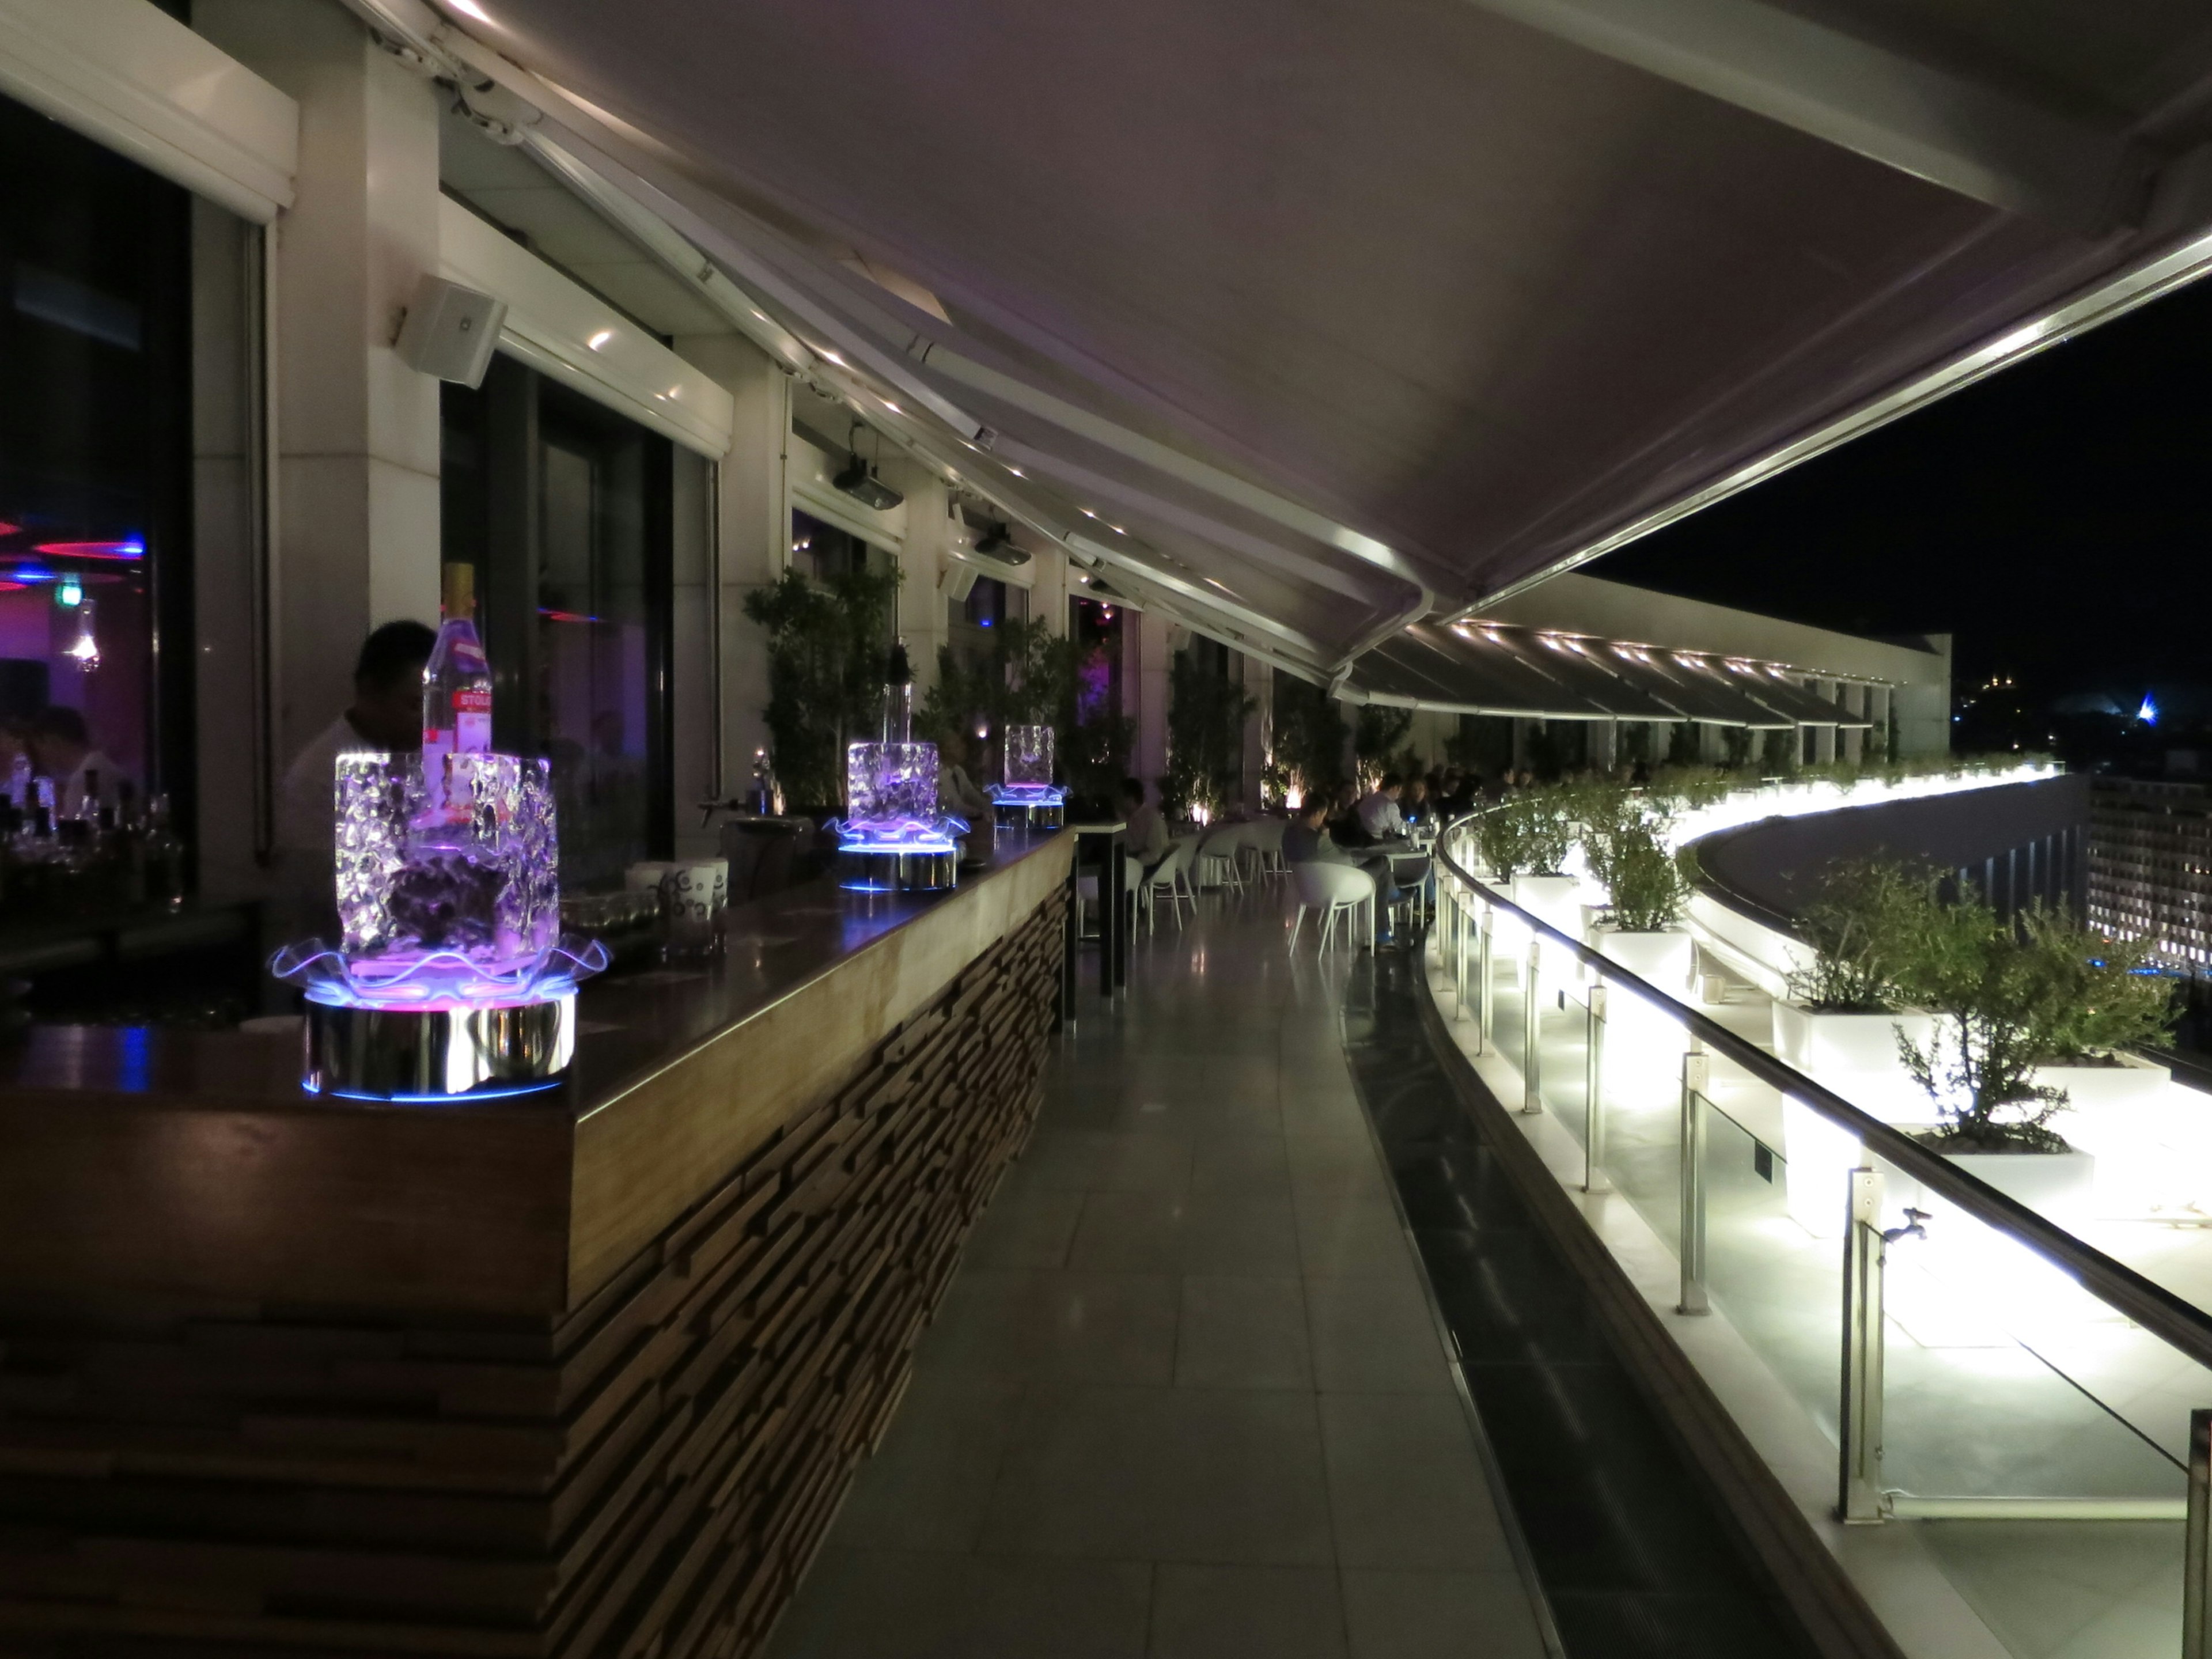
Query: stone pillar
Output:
[[196, 0, 442, 771], [1841, 684, 1865, 763]]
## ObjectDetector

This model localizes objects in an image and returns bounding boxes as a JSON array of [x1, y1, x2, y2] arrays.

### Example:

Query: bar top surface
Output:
[[0, 828, 1071, 1121]]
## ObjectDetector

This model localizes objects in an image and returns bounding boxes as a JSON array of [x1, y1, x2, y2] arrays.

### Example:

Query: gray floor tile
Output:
[[1305, 1275, 1453, 1393], [1149, 1562, 1348, 1658], [1069, 1190, 1303, 1276], [1191, 1132, 1292, 1195], [827, 1369, 1025, 1552], [1176, 1276, 1312, 1390], [767, 1547, 1153, 1658], [1320, 1393, 1515, 1573], [1283, 1131, 1393, 1200], [964, 1181, 1086, 1270], [1023, 1129, 1196, 1192], [981, 1385, 1335, 1566], [923, 1268, 1180, 1385], [1293, 1191, 1417, 1280], [1339, 1569, 1546, 1659]]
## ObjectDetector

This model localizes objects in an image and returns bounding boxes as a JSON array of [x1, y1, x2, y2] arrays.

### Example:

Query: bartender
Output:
[[273, 621, 435, 936], [26, 706, 126, 818]]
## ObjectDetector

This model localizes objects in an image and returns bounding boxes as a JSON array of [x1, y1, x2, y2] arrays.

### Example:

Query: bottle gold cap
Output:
[[441, 562, 475, 620]]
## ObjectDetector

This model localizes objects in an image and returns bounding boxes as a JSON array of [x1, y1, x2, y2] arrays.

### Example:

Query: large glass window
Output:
[[0, 91, 194, 825], [441, 359, 675, 889]]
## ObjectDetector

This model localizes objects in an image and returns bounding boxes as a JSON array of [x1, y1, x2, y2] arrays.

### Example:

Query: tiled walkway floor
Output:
[[768, 895, 1548, 1658]]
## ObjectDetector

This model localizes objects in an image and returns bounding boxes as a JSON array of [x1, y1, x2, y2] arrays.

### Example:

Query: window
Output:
[[0, 90, 195, 825], [948, 573, 1027, 662], [442, 359, 676, 889]]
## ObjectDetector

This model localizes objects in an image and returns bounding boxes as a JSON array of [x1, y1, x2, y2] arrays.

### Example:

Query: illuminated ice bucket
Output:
[[835, 740, 962, 892], [990, 723, 1065, 828], [271, 751, 608, 1100]]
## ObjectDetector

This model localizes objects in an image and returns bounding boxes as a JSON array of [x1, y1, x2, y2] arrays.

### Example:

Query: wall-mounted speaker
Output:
[[394, 275, 506, 388], [941, 563, 980, 604]]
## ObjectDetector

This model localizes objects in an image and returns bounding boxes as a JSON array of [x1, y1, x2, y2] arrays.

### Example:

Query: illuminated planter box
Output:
[[272, 751, 607, 1101]]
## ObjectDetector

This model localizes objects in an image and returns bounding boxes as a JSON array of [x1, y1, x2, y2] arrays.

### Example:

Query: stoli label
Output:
[[454, 688, 492, 753]]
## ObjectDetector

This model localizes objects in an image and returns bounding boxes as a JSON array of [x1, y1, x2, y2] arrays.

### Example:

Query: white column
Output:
[[197, 0, 442, 770], [1243, 656, 1271, 812], [892, 470, 952, 704], [1592, 718, 1618, 774], [1133, 611, 1171, 787], [675, 334, 789, 793]]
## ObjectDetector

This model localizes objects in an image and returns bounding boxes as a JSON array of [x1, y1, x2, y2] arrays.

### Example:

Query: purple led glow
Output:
[[832, 813, 965, 856], [274, 747, 604, 1020]]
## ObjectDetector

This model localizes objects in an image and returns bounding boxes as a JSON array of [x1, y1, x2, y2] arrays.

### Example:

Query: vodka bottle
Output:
[[422, 562, 492, 818], [882, 639, 913, 744]]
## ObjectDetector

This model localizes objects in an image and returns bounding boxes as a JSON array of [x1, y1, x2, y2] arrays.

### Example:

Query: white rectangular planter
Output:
[[1589, 925, 1693, 995], [1926, 1148, 2098, 1228], [1510, 874, 1581, 939], [2031, 1056, 2172, 1111], [1772, 1002, 1939, 1074]]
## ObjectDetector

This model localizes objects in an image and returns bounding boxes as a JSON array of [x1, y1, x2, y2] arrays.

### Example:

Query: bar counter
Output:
[[0, 828, 1074, 1658]]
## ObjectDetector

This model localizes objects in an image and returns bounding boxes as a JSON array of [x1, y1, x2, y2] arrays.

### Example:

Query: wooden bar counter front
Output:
[[0, 830, 1074, 1659]]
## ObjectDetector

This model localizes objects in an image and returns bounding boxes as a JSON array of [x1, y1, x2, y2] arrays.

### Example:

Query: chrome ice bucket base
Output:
[[304, 993, 576, 1099]]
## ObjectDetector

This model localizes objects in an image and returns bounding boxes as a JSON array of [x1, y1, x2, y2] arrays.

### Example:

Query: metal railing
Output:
[[1431, 810, 2212, 1593]]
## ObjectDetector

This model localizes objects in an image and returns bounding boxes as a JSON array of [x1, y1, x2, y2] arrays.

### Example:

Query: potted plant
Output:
[[2028, 930, 2176, 1109], [1586, 825, 1693, 990], [1772, 860, 1937, 1092], [1503, 791, 1579, 933], [1885, 897, 2171, 1217]]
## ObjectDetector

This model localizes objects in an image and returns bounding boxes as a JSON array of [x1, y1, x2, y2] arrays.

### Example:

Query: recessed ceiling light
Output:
[[820, 350, 846, 366], [1080, 507, 1097, 518], [587, 328, 613, 351], [749, 310, 767, 322], [1007, 466, 1025, 478], [883, 401, 902, 414], [446, 0, 493, 20]]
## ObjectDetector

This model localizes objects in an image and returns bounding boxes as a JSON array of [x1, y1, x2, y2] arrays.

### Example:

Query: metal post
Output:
[[1522, 936, 1543, 1113], [1839, 1166, 1887, 1524], [2189, 1408, 2212, 1659], [1584, 984, 1609, 1194], [1476, 908, 1493, 1054], [1452, 890, 1469, 1017], [1677, 1052, 1709, 1315]]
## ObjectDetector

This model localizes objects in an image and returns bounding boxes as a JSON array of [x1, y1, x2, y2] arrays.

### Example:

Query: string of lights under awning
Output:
[[1342, 621, 1874, 728]]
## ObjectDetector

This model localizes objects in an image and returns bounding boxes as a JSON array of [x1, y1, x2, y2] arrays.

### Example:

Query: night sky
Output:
[[1595, 268, 2212, 701]]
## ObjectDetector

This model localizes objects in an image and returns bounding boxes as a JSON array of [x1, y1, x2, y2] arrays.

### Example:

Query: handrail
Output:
[[1432, 812, 2212, 1377]]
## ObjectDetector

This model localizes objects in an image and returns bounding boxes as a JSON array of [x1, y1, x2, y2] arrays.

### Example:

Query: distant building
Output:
[[2088, 778, 2212, 971]]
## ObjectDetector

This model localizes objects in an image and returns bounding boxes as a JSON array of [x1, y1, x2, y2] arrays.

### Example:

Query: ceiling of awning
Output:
[[363, 0, 2212, 669], [1348, 621, 1876, 724]]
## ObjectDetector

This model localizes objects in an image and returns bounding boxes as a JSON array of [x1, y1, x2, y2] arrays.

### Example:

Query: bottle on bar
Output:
[[142, 794, 185, 912], [882, 639, 912, 744], [422, 562, 492, 819]]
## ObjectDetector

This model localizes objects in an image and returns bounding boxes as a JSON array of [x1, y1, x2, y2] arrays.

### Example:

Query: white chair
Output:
[[1144, 838, 1199, 933], [1195, 823, 1251, 895], [1245, 817, 1289, 877], [1286, 861, 1376, 953], [1075, 853, 1143, 937]]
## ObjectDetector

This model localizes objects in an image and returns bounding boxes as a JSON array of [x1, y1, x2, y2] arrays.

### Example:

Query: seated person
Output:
[[1356, 773, 1408, 842], [1285, 798, 1404, 943], [1325, 779, 1370, 847], [1121, 776, 1168, 874], [1400, 776, 1431, 826]]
